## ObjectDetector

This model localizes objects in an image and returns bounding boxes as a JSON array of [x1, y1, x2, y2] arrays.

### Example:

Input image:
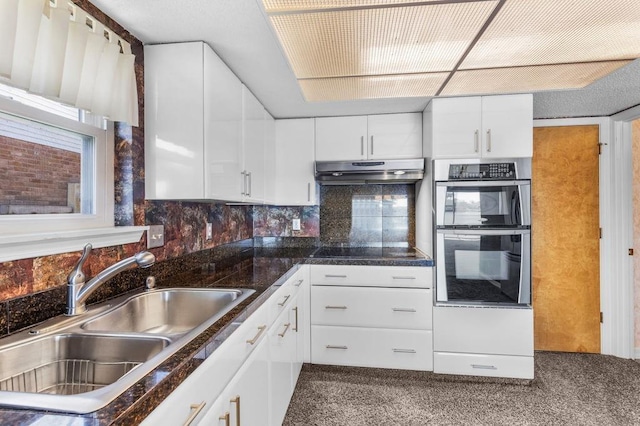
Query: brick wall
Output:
[[0, 135, 80, 208]]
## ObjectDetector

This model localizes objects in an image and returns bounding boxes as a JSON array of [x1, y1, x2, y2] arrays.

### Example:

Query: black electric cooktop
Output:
[[309, 247, 418, 259]]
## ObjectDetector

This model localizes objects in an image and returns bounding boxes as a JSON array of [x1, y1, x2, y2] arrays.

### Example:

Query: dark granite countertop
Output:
[[0, 246, 432, 425]]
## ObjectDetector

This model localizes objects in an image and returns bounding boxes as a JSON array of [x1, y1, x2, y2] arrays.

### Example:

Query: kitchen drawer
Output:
[[269, 267, 306, 322], [311, 325, 433, 371], [434, 352, 534, 379], [311, 286, 432, 330], [433, 306, 533, 356], [310, 265, 431, 288]]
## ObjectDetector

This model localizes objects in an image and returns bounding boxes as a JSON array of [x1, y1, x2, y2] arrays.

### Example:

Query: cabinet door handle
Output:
[[392, 276, 416, 280], [278, 322, 291, 338], [240, 171, 246, 196], [277, 294, 290, 306], [325, 274, 347, 278], [392, 348, 416, 354], [370, 135, 374, 156], [247, 172, 252, 197], [474, 129, 479, 153], [294, 279, 303, 287], [360, 136, 364, 156], [218, 412, 230, 426], [326, 345, 348, 350], [486, 129, 492, 152], [293, 306, 299, 331], [182, 401, 206, 426], [392, 308, 416, 313], [325, 305, 347, 310], [230, 395, 241, 426], [307, 182, 311, 202], [472, 364, 497, 370], [246, 325, 266, 345]]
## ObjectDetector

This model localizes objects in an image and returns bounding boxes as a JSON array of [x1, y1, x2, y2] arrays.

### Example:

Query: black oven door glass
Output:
[[441, 184, 524, 227], [440, 233, 524, 304]]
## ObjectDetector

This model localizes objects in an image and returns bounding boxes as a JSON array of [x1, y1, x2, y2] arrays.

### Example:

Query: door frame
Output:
[[533, 117, 632, 358]]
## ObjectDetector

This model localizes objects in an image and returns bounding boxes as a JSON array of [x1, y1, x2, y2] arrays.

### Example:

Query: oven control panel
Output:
[[448, 162, 516, 180]]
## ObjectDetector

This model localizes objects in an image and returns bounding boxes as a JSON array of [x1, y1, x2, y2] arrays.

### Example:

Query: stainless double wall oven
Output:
[[434, 159, 531, 306]]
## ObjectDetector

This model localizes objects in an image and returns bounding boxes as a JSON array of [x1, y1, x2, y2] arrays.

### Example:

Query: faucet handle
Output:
[[67, 243, 92, 285]]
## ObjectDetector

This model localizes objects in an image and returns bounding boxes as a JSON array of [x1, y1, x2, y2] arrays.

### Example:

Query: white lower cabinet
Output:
[[309, 265, 434, 372], [269, 296, 298, 426]]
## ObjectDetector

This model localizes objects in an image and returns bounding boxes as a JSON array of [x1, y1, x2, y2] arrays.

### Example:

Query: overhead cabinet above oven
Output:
[[315, 113, 422, 162], [424, 94, 533, 159]]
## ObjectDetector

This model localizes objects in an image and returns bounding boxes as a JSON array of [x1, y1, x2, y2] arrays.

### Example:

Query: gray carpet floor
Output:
[[283, 352, 640, 425]]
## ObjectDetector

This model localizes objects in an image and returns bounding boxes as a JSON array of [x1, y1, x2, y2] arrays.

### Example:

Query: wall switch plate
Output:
[[147, 225, 165, 249], [292, 219, 301, 231], [206, 222, 213, 240]]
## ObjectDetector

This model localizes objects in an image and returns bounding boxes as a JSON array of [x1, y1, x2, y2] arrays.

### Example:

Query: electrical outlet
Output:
[[292, 219, 301, 231], [206, 222, 213, 240], [147, 225, 165, 249]]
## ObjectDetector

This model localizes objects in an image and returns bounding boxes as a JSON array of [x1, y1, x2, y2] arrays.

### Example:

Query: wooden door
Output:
[[532, 125, 600, 353]]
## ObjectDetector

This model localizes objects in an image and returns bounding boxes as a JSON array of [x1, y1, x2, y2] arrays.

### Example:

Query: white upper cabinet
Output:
[[242, 86, 266, 203], [145, 42, 205, 200], [144, 42, 274, 203], [315, 113, 422, 161], [425, 94, 533, 159], [367, 113, 423, 159], [275, 118, 317, 206], [204, 45, 243, 202]]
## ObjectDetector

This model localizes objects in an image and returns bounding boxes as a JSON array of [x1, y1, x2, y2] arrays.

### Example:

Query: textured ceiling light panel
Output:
[[269, 1, 499, 79], [263, 0, 443, 14], [299, 72, 449, 101], [440, 61, 632, 96], [461, 0, 640, 70]]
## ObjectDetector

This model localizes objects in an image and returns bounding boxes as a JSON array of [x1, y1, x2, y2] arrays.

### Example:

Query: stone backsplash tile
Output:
[[0, 303, 7, 336], [253, 206, 319, 238], [0, 259, 33, 301], [319, 184, 415, 247], [6, 286, 67, 334]]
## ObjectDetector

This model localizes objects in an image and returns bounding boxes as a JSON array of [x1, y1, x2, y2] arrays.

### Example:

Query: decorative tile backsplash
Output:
[[319, 184, 415, 247], [253, 206, 319, 238]]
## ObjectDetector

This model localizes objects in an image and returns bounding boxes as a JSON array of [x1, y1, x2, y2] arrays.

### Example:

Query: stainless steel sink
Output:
[[0, 334, 169, 395], [0, 287, 255, 414], [81, 288, 246, 336]]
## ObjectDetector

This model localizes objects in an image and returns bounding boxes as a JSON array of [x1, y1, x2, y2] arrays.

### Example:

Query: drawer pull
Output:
[[392, 348, 416, 354], [277, 294, 291, 306], [294, 279, 304, 287], [392, 308, 416, 313], [293, 306, 299, 332], [278, 322, 291, 338], [325, 305, 347, 310], [219, 411, 230, 426], [326, 345, 348, 350], [325, 274, 347, 278], [246, 325, 267, 345], [183, 401, 206, 426], [230, 395, 240, 426], [471, 364, 497, 370], [392, 276, 416, 280]]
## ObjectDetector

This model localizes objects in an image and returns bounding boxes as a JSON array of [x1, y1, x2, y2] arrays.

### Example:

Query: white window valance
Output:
[[0, 0, 139, 126]]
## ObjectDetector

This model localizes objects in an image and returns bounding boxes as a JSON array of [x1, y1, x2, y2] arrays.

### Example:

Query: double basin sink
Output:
[[0, 287, 255, 414]]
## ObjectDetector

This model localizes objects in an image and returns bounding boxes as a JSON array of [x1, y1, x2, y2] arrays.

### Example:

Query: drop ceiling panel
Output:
[[300, 72, 449, 101], [462, 0, 640, 70], [441, 61, 632, 97], [263, 0, 445, 13], [269, 1, 499, 78]]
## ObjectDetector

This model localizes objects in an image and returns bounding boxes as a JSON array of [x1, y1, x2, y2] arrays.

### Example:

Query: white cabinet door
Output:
[[204, 45, 243, 202], [429, 96, 482, 159], [199, 340, 270, 426], [481, 94, 533, 158], [264, 111, 276, 205], [275, 118, 316, 206], [144, 42, 205, 200], [242, 85, 266, 202], [269, 301, 296, 426], [315, 116, 368, 161], [367, 113, 422, 159]]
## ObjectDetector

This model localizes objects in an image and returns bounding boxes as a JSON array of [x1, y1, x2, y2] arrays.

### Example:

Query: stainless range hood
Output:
[[315, 158, 425, 185]]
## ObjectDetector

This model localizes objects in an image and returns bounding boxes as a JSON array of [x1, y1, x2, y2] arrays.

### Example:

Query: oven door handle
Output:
[[436, 228, 530, 236], [435, 179, 530, 187]]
